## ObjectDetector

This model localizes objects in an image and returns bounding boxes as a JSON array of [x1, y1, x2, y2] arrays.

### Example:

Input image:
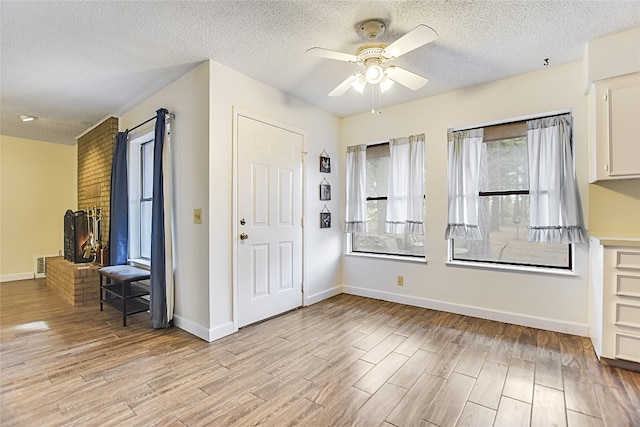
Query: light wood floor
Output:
[[1, 279, 639, 426]]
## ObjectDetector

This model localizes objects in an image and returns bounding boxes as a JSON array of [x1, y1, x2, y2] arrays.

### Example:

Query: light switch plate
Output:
[[193, 208, 202, 224]]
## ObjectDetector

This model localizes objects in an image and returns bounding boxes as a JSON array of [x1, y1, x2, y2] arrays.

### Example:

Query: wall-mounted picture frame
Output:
[[320, 212, 332, 228], [320, 178, 331, 201], [320, 149, 331, 173], [320, 205, 331, 228]]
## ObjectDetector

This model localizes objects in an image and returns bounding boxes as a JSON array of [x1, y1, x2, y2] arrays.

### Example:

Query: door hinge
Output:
[[301, 217, 304, 227]]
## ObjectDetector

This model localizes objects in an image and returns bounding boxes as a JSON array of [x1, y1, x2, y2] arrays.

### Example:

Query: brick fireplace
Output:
[[46, 257, 100, 306], [46, 117, 118, 304], [77, 116, 118, 245]]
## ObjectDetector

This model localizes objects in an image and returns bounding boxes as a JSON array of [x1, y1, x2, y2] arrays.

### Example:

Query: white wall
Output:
[[119, 62, 211, 337], [208, 60, 343, 340], [118, 57, 588, 340], [341, 62, 591, 335], [120, 60, 342, 341], [0, 135, 77, 281]]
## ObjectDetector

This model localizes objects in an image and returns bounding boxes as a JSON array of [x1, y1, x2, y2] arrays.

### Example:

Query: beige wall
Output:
[[0, 135, 77, 280], [589, 180, 640, 237]]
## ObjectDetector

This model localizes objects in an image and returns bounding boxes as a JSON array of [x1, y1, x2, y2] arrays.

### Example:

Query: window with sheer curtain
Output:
[[349, 135, 426, 258], [447, 113, 585, 270]]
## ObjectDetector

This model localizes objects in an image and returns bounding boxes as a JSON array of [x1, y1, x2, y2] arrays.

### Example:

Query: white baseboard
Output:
[[0, 272, 35, 283], [177, 284, 588, 341], [207, 321, 235, 342], [304, 285, 343, 306], [172, 315, 235, 343], [342, 285, 589, 337]]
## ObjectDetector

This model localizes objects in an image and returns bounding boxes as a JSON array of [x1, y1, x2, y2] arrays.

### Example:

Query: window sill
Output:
[[345, 252, 427, 264], [128, 258, 151, 270], [445, 260, 576, 276]]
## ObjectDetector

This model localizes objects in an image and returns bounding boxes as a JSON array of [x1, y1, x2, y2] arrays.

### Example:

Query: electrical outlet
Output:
[[193, 208, 202, 224], [397, 275, 404, 286]]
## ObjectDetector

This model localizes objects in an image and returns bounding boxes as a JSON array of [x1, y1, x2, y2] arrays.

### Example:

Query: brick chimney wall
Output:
[[77, 117, 118, 247]]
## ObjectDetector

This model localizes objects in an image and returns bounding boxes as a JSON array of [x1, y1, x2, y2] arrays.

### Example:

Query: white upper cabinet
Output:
[[589, 72, 640, 182]]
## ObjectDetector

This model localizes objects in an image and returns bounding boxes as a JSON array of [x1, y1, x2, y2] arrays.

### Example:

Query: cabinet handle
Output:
[[603, 93, 608, 102]]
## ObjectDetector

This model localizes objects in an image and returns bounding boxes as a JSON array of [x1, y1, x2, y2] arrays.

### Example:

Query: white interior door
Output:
[[236, 114, 303, 327]]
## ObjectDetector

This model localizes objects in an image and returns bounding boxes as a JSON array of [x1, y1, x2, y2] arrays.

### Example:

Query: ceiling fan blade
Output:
[[306, 47, 358, 63], [328, 73, 361, 96], [382, 24, 438, 59], [385, 66, 429, 90]]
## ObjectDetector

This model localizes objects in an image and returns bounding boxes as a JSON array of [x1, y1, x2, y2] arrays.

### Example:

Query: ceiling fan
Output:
[[306, 20, 438, 97]]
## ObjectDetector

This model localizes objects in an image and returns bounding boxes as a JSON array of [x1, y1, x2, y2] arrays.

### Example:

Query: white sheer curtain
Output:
[[345, 144, 367, 233], [527, 114, 586, 243], [163, 119, 175, 324], [444, 128, 484, 240], [385, 134, 425, 234]]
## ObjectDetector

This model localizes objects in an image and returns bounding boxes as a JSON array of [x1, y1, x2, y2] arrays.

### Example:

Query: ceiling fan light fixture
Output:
[[379, 75, 395, 93], [351, 75, 367, 93], [365, 64, 384, 85], [308, 20, 437, 98]]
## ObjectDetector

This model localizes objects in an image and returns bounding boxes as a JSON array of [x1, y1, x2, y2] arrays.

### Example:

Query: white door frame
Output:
[[231, 107, 307, 332]]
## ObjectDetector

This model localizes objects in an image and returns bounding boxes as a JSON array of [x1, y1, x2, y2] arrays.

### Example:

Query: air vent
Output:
[[35, 257, 47, 278]]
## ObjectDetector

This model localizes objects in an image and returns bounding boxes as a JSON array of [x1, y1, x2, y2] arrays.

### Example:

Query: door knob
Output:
[[240, 233, 249, 240]]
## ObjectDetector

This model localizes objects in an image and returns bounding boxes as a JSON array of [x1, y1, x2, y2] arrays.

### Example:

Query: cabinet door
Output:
[[595, 73, 640, 179]]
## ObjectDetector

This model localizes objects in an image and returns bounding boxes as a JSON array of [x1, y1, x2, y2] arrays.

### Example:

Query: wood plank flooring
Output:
[[2, 278, 639, 426]]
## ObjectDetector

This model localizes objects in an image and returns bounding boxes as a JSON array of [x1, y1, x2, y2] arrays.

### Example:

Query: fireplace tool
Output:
[[83, 207, 102, 263]]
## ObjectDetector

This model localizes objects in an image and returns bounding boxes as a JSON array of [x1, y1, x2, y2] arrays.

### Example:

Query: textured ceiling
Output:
[[2, 1, 640, 144]]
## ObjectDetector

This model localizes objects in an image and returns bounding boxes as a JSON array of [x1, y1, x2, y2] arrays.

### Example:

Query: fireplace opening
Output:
[[64, 207, 103, 264]]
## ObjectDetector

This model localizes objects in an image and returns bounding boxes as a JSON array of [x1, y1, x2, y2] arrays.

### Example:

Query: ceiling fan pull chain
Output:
[[371, 84, 375, 114], [370, 84, 382, 114]]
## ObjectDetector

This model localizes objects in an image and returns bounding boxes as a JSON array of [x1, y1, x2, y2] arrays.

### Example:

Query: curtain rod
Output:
[[366, 132, 425, 147], [127, 111, 175, 133], [367, 140, 389, 147], [348, 132, 425, 149], [447, 109, 571, 134]]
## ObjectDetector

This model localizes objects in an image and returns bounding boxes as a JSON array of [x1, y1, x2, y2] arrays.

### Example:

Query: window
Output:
[[449, 120, 571, 270], [139, 140, 153, 259], [128, 132, 154, 262], [351, 143, 425, 257]]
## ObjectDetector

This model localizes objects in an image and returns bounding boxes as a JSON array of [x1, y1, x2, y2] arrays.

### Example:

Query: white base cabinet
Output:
[[589, 236, 640, 363]]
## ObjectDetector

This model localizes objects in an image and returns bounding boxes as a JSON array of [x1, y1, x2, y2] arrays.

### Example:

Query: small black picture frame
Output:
[[320, 149, 331, 173], [320, 212, 332, 228], [320, 183, 331, 201]]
